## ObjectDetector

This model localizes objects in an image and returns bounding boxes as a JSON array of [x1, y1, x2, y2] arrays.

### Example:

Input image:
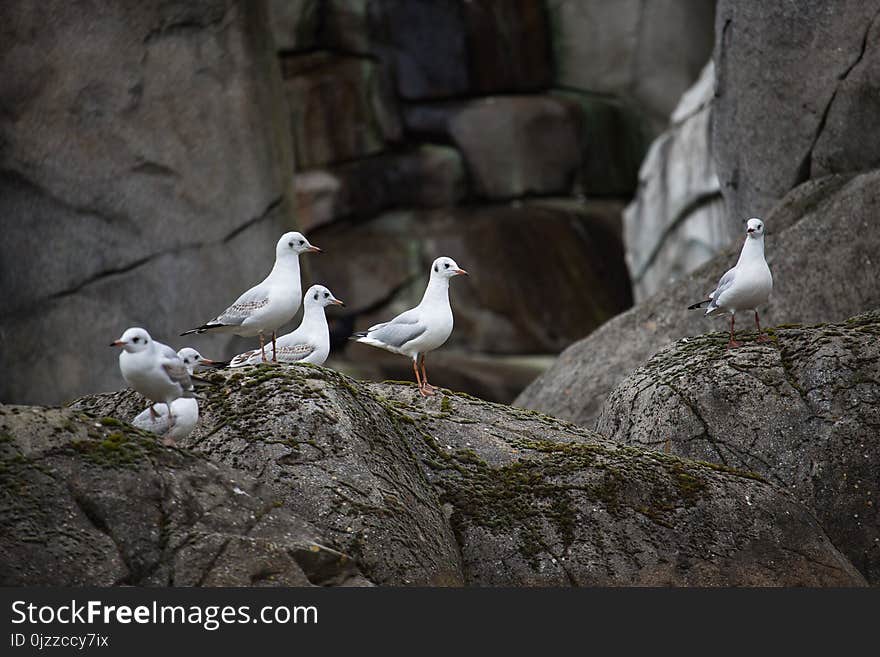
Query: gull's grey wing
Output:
[[161, 356, 193, 392], [213, 284, 270, 327], [367, 316, 427, 348], [229, 342, 316, 367], [366, 307, 420, 333], [132, 405, 171, 435], [710, 266, 737, 300]]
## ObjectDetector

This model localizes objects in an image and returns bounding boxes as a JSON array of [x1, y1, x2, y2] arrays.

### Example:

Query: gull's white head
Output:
[[304, 284, 345, 308], [277, 231, 321, 258], [430, 256, 468, 279], [111, 327, 152, 353], [177, 347, 219, 374], [746, 217, 765, 238]]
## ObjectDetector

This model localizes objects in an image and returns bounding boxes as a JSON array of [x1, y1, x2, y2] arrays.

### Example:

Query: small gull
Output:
[[352, 256, 467, 396], [181, 231, 321, 362], [227, 285, 344, 367], [111, 327, 198, 430], [131, 347, 221, 444], [688, 217, 773, 348]]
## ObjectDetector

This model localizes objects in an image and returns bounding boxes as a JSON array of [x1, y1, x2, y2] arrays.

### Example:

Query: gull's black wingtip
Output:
[[687, 300, 710, 310], [348, 331, 368, 341]]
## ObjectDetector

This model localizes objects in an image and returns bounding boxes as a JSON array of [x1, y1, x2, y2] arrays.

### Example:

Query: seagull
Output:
[[688, 217, 773, 348], [181, 231, 321, 362], [131, 348, 221, 444], [111, 328, 198, 431], [352, 256, 467, 396], [227, 285, 344, 367]]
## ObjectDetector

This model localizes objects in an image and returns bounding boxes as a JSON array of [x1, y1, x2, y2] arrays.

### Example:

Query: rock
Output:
[[713, 0, 880, 222], [550, 0, 715, 133], [308, 200, 632, 354], [404, 96, 582, 200], [516, 170, 880, 426], [597, 311, 880, 583], [281, 51, 402, 168], [294, 145, 466, 230], [554, 90, 650, 198], [269, 0, 371, 54], [0, 405, 369, 586], [0, 0, 297, 407], [71, 367, 865, 586], [368, 0, 552, 100], [624, 62, 728, 302]]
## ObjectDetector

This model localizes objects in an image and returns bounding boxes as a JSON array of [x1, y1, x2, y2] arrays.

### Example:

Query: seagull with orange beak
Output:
[[181, 231, 321, 362], [227, 285, 344, 367], [352, 256, 468, 396]]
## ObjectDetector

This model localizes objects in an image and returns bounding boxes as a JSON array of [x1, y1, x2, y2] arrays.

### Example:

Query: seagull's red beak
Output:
[[454, 268, 468, 276], [110, 340, 126, 347], [331, 298, 345, 306], [307, 245, 322, 253]]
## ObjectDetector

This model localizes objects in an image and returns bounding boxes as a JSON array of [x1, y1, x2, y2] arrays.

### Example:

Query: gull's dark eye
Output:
[[444, 263, 450, 269], [299, 240, 305, 246], [288, 241, 293, 247], [324, 292, 329, 298], [314, 293, 319, 300], [132, 337, 140, 343]]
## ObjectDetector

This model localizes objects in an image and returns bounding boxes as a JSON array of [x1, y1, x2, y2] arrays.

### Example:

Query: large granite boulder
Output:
[[307, 200, 632, 354], [280, 51, 402, 168], [516, 170, 880, 426], [597, 311, 880, 584], [70, 367, 866, 586], [0, 0, 297, 405], [294, 145, 465, 230], [404, 96, 582, 201], [624, 62, 728, 302], [550, 0, 715, 133], [0, 405, 368, 586], [713, 0, 880, 222]]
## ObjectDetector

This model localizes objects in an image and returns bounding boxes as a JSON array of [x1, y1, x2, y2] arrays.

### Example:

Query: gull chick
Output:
[[228, 285, 344, 367], [688, 217, 773, 348], [352, 256, 467, 396], [132, 348, 221, 444], [111, 328, 197, 431], [181, 232, 321, 362]]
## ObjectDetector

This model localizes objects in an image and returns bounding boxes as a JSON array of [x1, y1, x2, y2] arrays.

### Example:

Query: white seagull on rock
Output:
[[181, 231, 321, 362], [227, 285, 344, 367], [132, 347, 221, 444], [352, 256, 467, 396], [688, 217, 773, 348], [111, 328, 198, 431]]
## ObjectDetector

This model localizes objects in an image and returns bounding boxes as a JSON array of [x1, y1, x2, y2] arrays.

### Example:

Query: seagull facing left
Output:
[[131, 347, 221, 444], [688, 217, 773, 348], [352, 256, 468, 397], [181, 231, 321, 362], [111, 328, 198, 430]]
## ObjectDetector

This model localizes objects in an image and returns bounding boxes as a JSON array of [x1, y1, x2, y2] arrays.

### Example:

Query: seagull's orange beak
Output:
[[454, 268, 468, 276], [307, 245, 322, 253], [110, 340, 126, 347], [331, 298, 345, 306]]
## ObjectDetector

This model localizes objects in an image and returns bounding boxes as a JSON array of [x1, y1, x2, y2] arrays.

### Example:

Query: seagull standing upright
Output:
[[111, 328, 197, 428], [688, 217, 773, 348], [352, 256, 468, 396], [181, 232, 321, 362], [227, 285, 344, 367], [131, 347, 220, 444]]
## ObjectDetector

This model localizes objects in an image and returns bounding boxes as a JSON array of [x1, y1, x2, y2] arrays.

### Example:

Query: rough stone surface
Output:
[[624, 62, 728, 302], [69, 367, 866, 586], [550, 0, 715, 132], [269, 0, 371, 54], [404, 96, 582, 200], [0, 405, 368, 586], [0, 0, 297, 405], [516, 170, 880, 426], [294, 145, 466, 230], [598, 311, 880, 584], [308, 200, 632, 354], [281, 51, 402, 168], [713, 0, 880, 222]]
